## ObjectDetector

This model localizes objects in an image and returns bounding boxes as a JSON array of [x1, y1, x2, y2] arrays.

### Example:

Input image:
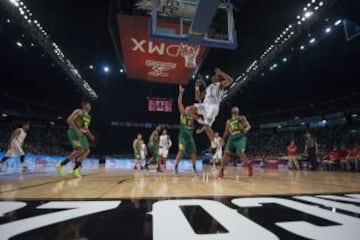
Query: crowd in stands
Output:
[[0, 121, 69, 156], [246, 121, 360, 171], [1, 115, 360, 171]]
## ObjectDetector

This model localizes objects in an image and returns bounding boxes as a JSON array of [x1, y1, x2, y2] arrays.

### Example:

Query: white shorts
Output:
[[213, 149, 222, 160], [194, 103, 219, 126], [5, 142, 25, 158], [158, 148, 169, 158]]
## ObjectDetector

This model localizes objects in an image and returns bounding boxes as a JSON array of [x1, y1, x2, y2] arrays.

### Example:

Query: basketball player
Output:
[[0, 123, 30, 172], [158, 129, 172, 171], [175, 85, 198, 175], [210, 132, 223, 170], [287, 140, 300, 170], [218, 107, 253, 178], [56, 101, 95, 178], [187, 68, 233, 142], [133, 134, 145, 170], [146, 126, 161, 171]]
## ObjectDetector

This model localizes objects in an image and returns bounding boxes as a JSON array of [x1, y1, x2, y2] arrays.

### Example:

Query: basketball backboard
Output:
[[135, 0, 237, 49]]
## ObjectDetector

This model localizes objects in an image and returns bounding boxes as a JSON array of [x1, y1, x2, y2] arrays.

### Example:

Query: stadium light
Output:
[[205, 75, 210, 79], [8, 0, 19, 7], [89, 65, 94, 69], [304, 11, 314, 19], [325, 27, 332, 33], [334, 19, 342, 26], [300, 45, 305, 50], [283, 57, 287, 62], [1, 113, 8, 117], [352, 114, 358, 118], [120, 68, 124, 73], [16, 41, 23, 47], [103, 66, 110, 73], [319, 1, 324, 6], [309, 38, 316, 43]]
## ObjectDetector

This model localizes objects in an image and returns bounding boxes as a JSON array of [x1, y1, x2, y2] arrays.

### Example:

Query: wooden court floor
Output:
[[1, 165, 360, 200]]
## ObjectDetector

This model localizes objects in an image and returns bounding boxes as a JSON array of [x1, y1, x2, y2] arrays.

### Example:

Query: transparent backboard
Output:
[[135, 0, 237, 49]]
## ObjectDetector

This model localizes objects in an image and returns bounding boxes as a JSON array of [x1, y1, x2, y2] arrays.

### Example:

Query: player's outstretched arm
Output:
[[242, 116, 251, 133], [178, 85, 185, 114], [194, 79, 205, 103], [215, 68, 233, 88]]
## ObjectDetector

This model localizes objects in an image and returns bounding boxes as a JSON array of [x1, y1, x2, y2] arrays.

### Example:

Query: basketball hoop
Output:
[[179, 43, 200, 69]]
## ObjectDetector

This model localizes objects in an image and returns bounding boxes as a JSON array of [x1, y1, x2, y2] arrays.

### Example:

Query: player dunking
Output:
[[159, 129, 172, 171], [187, 68, 233, 142], [56, 101, 95, 178], [218, 107, 253, 178], [174, 85, 198, 175], [133, 134, 146, 170], [0, 123, 30, 172]]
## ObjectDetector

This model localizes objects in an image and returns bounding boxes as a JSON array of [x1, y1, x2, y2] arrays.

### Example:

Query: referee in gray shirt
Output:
[[304, 132, 319, 170]]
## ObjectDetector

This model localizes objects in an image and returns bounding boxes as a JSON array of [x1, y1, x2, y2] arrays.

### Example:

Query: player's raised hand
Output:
[[179, 85, 184, 93]]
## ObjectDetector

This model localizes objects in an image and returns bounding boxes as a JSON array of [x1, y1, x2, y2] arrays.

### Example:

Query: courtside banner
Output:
[[117, 14, 207, 84]]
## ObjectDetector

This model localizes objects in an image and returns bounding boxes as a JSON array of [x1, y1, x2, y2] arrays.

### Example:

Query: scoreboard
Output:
[[148, 98, 173, 113]]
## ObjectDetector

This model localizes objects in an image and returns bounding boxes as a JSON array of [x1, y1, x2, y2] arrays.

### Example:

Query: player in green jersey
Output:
[[56, 101, 95, 178], [174, 85, 198, 175], [218, 106, 253, 178], [145, 126, 161, 171]]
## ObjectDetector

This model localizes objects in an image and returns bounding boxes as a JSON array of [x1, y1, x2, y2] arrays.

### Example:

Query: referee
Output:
[[304, 132, 319, 170]]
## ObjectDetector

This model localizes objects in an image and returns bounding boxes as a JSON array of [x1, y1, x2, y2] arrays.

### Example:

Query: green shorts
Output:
[[178, 130, 196, 156], [67, 128, 89, 150], [148, 144, 159, 159], [134, 150, 141, 160], [225, 134, 246, 155]]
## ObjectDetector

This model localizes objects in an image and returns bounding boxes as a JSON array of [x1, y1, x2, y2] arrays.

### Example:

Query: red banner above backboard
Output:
[[117, 14, 207, 84]]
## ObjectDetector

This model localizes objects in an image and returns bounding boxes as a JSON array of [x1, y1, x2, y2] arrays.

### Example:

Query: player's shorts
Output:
[[178, 131, 196, 156], [5, 141, 24, 158], [213, 149, 223, 159], [148, 144, 159, 159], [134, 150, 141, 160], [225, 134, 247, 155], [194, 103, 219, 126], [68, 128, 89, 150], [158, 147, 169, 158]]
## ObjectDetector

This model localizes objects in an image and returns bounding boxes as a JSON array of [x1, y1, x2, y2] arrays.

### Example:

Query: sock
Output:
[[175, 164, 178, 169], [192, 164, 196, 170], [20, 155, 25, 165], [60, 158, 70, 166], [73, 160, 81, 170]]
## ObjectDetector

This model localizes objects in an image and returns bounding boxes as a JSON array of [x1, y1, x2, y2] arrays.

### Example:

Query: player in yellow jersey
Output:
[[174, 85, 198, 175], [56, 101, 95, 178], [133, 134, 146, 170], [218, 106, 253, 178]]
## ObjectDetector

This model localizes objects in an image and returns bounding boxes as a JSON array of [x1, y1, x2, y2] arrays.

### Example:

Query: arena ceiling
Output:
[[0, 0, 359, 124]]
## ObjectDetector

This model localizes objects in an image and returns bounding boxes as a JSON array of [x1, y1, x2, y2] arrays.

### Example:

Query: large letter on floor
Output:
[[0, 201, 121, 240], [150, 199, 278, 240], [232, 197, 360, 240]]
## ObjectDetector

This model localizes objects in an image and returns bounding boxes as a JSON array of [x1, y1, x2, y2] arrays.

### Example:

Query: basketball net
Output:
[[179, 43, 200, 69]]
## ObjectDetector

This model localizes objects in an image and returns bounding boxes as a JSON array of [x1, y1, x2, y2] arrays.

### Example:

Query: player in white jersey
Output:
[[0, 123, 30, 172], [210, 132, 223, 170], [187, 68, 233, 142], [158, 129, 172, 171]]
